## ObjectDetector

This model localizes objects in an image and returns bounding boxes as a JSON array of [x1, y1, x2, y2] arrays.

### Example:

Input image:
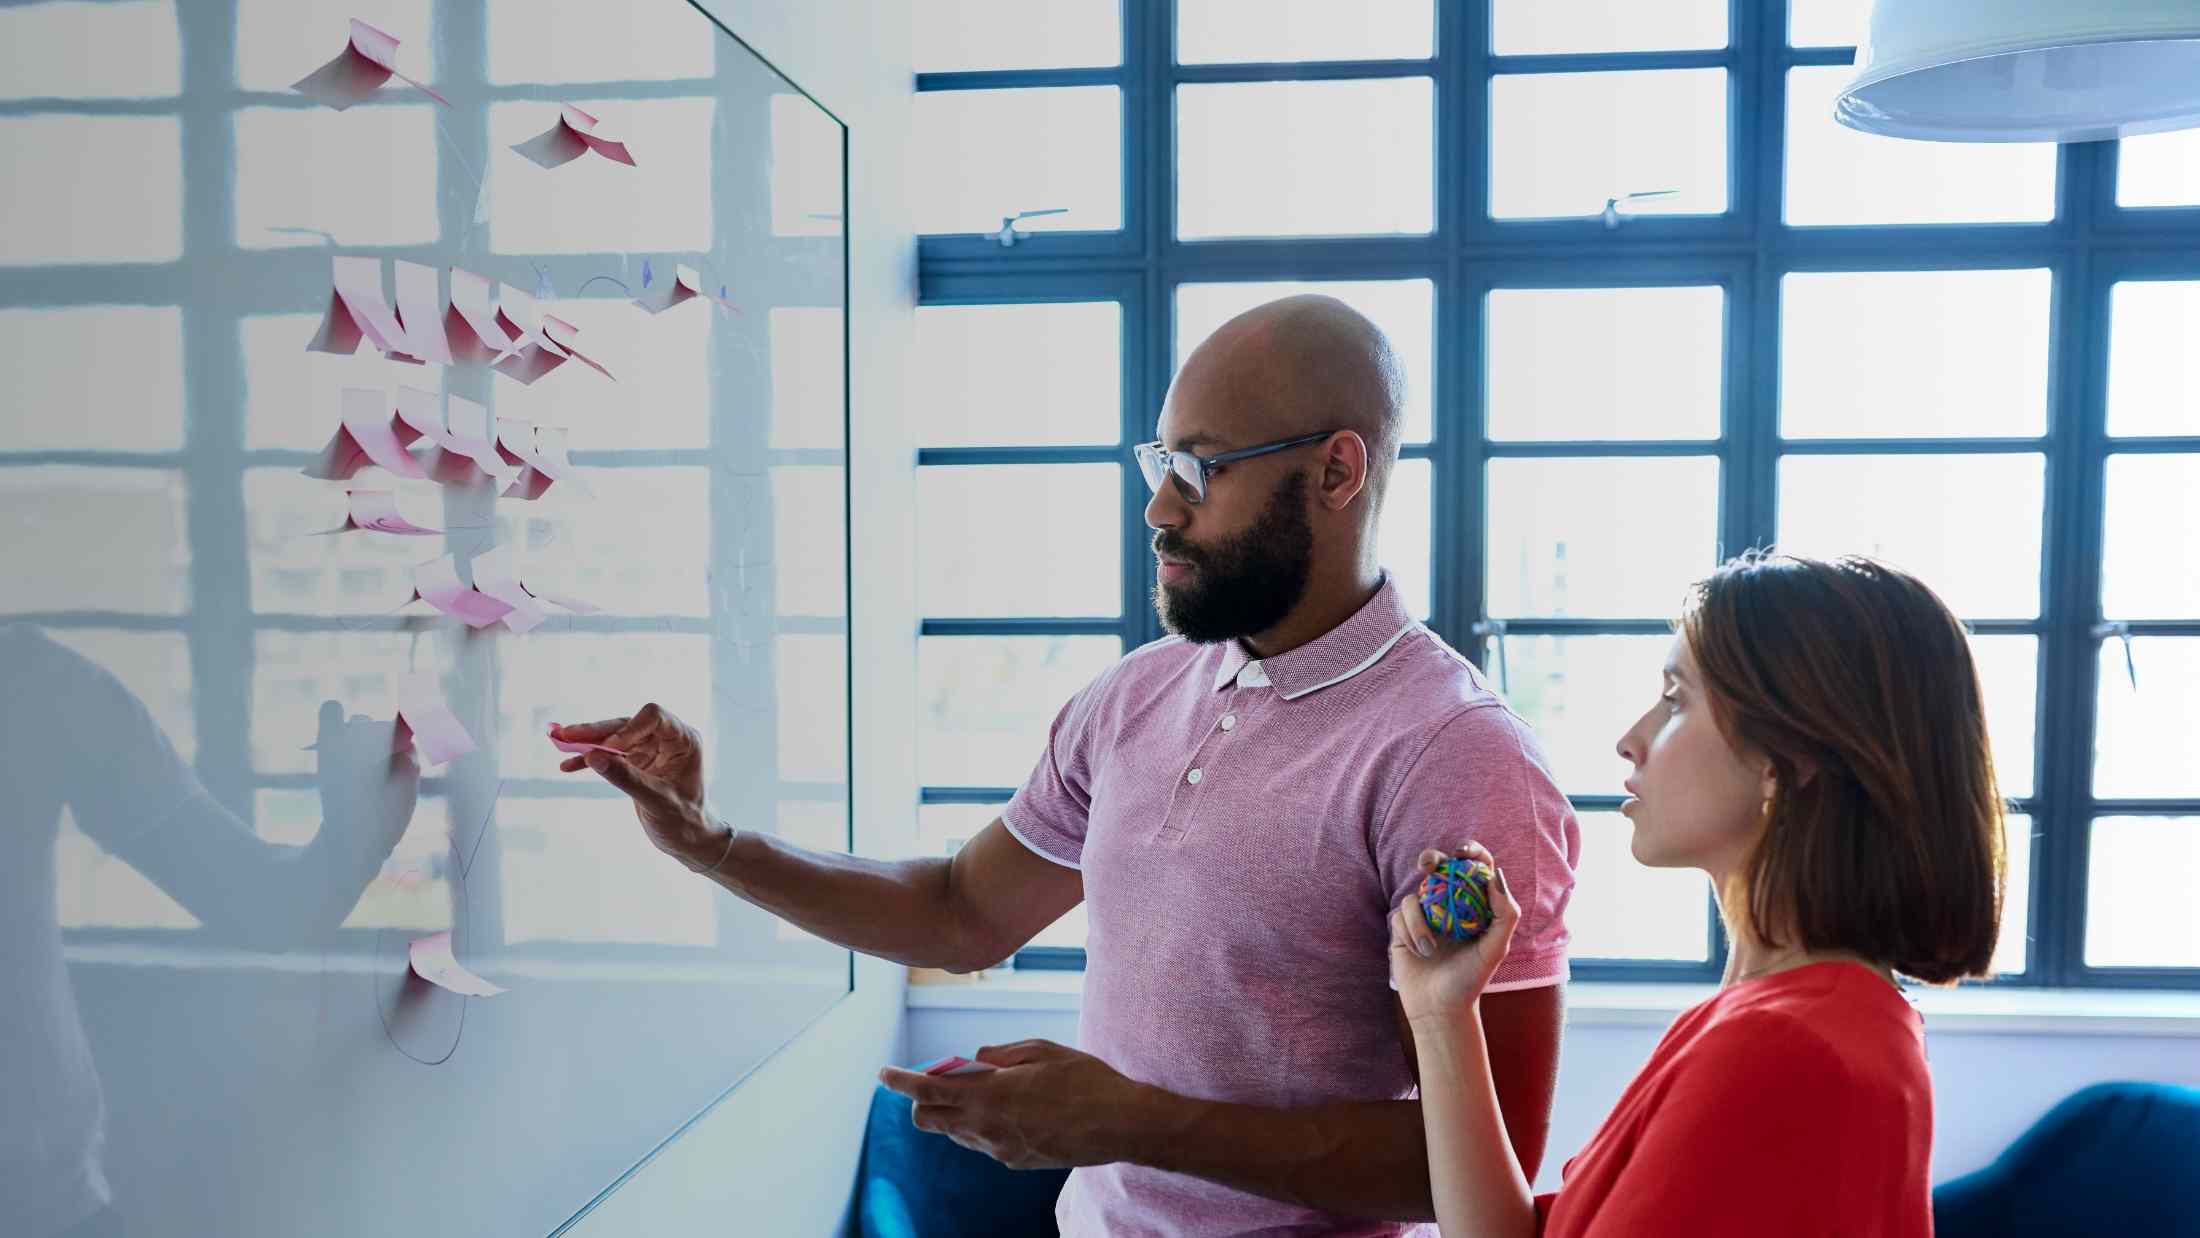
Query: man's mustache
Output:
[[1153, 532, 1206, 568]]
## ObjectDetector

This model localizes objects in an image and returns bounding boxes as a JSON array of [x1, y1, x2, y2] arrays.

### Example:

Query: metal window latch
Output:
[[2092, 620, 2139, 690], [995, 207, 1068, 247], [1601, 188, 1678, 229], [1471, 619, 1511, 694]]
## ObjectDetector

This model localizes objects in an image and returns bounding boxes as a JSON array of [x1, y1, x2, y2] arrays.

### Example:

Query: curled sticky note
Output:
[[293, 18, 450, 111], [546, 723, 626, 757], [318, 489, 441, 536], [408, 930, 505, 997], [309, 256, 422, 362], [510, 103, 636, 169], [632, 264, 737, 316], [305, 388, 429, 481], [410, 555, 515, 629], [393, 690, 476, 767], [391, 261, 452, 366], [469, 547, 549, 635], [446, 268, 519, 365]]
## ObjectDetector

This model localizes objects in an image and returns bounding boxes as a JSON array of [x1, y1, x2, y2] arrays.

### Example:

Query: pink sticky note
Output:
[[408, 931, 505, 997], [540, 316, 614, 382], [469, 547, 549, 635], [390, 385, 458, 450], [510, 104, 637, 170], [393, 688, 477, 766], [410, 555, 515, 628], [305, 388, 429, 481], [293, 18, 450, 111], [439, 396, 519, 483], [921, 1056, 998, 1077], [310, 256, 420, 362], [446, 268, 518, 365], [633, 264, 737, 316], [546, 723, 626, 757], [392, 261, 452, 366], [528, 426, 592, 498], [320, 489, 441, 536]]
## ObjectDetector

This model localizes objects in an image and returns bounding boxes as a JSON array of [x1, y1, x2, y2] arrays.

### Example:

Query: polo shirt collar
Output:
[[1210, 574, 1418, 701]]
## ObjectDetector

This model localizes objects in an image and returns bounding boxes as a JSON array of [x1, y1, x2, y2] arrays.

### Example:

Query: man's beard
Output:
[[1152, 470, 1315, 644]]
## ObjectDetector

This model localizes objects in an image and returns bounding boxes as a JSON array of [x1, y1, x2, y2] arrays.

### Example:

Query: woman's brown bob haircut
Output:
[[1680, 552, 2005, 985]]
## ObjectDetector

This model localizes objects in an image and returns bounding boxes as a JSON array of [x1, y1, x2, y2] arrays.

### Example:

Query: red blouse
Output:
[[1535, 961, 1934, 1237]]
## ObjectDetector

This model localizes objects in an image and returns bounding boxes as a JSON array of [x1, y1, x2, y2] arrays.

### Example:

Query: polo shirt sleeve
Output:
[[1000, 665, 1115, 870], [1374, 703, 1578, 992], [21, 627, 202, 853]]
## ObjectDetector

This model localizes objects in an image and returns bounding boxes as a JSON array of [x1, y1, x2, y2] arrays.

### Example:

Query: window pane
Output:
[[1787, 0, 1870, 47], [487, 0, 712, 83], [499, 797, 718, 947], [919, 803, 1088, 948], [498, 631, 717, 773], [250, 629, 409, 774], [1178, 0, 1431, 64], [42, 628, 196, 762], [913, 302, 1120, 447], [1776, 454, 2044, 619], [1486, 287, 1723, 442], [2107, 281, 2200, 437], [1971, 635, 2039, 801], [235, 105, 438, 250], [1487, 457, 1720, 620], [917, 465, 1122, 618], [771, 94, 846, 239], [492, 298, 710, 450], [1780, 270, 2051, 439], [1995, 813, 2034, 976], [1175, 280, 1433, 443], [2118, 128, 2200, 208], [0, 115, 181, 265], [0, 467, 188, 614], [245, 467, 431, 616], [772, 465, 847, 620], [2103, 455, 2200, 619], [2086, 817, 2200, 968], [1785, 66, 2058, 226], [2094, 639, 2200, 799], [493, 468, 712, 617], [1, 307, 183, 451], [1491, 70, 1727, 220], [1178, 78, 1433, 240], [1494, 0, 1726, 55], [1500, 634, 1670, 795], [240, 313, 442, 451], [1567, 811, 1711, 961], [912, 86, 1121, 235], [235, 0, 436, 91], [1380, 458, 1433, 619], [918, 636, 1122, 787], [916, 0, 1119, 72], [489, 97, 712, 253], [770, 307, 847, 450], [775, 633, 849, 784], [0, 0, 180, 100]]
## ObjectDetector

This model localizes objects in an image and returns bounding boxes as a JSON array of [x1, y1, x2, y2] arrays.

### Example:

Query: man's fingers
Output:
[[550, 717, 631, 743], [877, 1066, 958, 1107], [974, 1039, 1052, 1068], [558, 755, 587, 774], [584, 751, 670, 804]]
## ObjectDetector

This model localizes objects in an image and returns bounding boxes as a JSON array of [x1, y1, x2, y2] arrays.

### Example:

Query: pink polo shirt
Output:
[[1004, 576, 1580, 1238]]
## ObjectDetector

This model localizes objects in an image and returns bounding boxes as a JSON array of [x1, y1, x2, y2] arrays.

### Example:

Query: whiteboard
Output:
[[0, 2, 852, 1235]]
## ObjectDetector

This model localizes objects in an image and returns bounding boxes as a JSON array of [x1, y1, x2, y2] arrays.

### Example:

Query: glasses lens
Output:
[[1135, 444, 1168, 494], [1171, 453, 1206, 504]]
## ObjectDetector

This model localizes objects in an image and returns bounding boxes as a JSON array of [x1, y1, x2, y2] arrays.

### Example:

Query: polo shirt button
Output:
[[1186, 768, 1204, 785], [1219, 714, 1237, 732]]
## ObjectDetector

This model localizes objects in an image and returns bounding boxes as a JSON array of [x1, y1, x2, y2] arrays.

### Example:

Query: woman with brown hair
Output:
[[1390, 552, 2006, 1237]]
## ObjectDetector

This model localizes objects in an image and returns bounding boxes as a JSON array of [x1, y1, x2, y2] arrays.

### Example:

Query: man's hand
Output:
[[552, 704, 724, 868], [878, 1040, 1152, 1171]]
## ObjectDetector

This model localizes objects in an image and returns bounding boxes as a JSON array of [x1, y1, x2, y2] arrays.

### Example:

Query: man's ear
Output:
[[1319, 431, 1369, 511]]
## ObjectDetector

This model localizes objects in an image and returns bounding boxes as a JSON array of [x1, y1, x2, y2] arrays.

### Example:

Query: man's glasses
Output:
[[1133, 431, 1336, 505]]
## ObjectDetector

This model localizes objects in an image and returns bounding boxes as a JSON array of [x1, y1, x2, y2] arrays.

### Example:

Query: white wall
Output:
[[565, 2, 915, 1235], [906, 989, 2200, 1194]]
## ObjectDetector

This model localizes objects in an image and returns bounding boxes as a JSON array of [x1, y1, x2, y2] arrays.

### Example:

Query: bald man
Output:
[[554, 296, 1581, 1235]]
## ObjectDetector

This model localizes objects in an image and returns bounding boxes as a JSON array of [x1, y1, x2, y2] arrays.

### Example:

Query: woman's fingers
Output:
[[1395, 895, 1436, 959]]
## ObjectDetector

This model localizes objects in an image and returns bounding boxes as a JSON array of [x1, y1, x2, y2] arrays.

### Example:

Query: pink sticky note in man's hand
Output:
[[408, 930, 505, 997], [921, 1056, 998, 1077], [294, 18, 450, 111], [546, 723, 626, 757], [410, 555, 515, 629], [511, 104, 637, 170]]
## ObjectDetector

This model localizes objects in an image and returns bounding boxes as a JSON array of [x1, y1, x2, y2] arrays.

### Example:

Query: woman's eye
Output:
[[1661, 693, 1680, 710]]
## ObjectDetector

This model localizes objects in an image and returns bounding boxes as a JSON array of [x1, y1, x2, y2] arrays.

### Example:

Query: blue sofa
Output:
[[853, 1083, 1070, 1237], [1933, 1081, 2200, 1237]]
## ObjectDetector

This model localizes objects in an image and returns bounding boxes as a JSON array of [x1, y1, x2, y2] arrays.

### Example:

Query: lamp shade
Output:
[[1839, 0, 2200, 142]]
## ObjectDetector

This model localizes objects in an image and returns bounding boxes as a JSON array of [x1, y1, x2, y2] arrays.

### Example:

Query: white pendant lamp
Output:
[[1838, 0, 2200, 142]]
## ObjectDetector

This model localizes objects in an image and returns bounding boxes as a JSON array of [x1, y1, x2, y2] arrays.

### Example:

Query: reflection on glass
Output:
[[1784, 66, 2057, 226], [1490, 70, 1727, 220], [0, 467, 189, 614], [1486, 456, 1719, 620], [0, 0, 181, 100], [1995, 813, 2034, 976], [918, 636, 1122, 787], [1500, 634, 1671, 795], [56, 811, 198, 929], [1486, 287, 1723, 442], [776, 634, 848, 784], [1380, 459, 1434, 620], [1176, 280, 1434, 443], [499, 797, 717, 946], [245, 468, 429, 616], [912, 86, 1122, 235], [1781, 269, 2051, 439], [1567, 811, 1711, 961], [1494, 0, 1726, 55], [771, 93, 847, 237], [1970, 636, 2039, 801], [250, 630, 412, 773], [491, 467, 712, 617], [918, 802, 1088, 948], [770, 307, 847, 450], [233, 0, 436, 91], [1179, 0, 1430, 63], [2103, 455, 2200, 620], [2086, 817, 2200, 968], [499, 631, 711, 773], [1178, 78, 1434, 239], [2094, 639, 2200, 799], [320, 792, 454, 929], [0, 115, 182, 265], [487, 0, 711, 83], [2106, 281, 2200, 438], [0, 307, 184, 452], [493, 298, 708, 449], [913, 302, 1120, 447], [489, 97, 714, 254], [42, 629, 195, 761], [918, 465, 1121, 619], [241, 312, 444, 451], [916, 0, 1120, 72], [1776, 453, 2045, 619], [234, 104, 439, 249], [2117, 128, 2200, 209], [772, 465, 847, 619], [1787, 0, 1871, 47]]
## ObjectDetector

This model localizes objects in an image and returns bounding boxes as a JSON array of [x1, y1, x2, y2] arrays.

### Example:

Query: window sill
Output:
[[905, 970, 2200, 1037]]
